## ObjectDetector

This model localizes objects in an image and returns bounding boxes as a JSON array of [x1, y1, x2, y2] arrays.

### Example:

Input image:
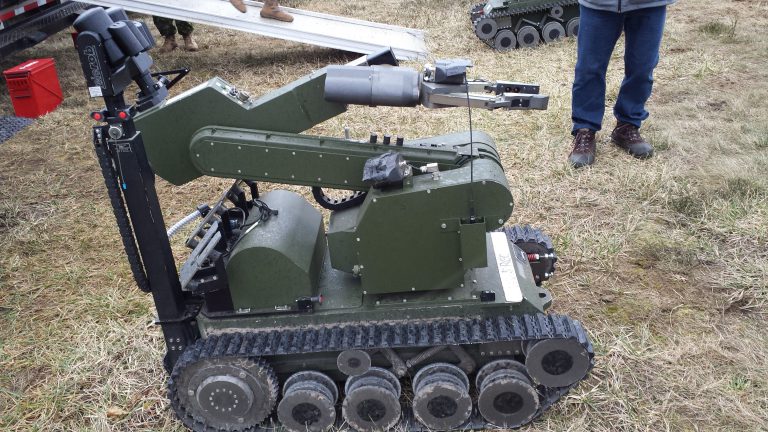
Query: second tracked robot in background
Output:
[[471, 0, 580, 51]]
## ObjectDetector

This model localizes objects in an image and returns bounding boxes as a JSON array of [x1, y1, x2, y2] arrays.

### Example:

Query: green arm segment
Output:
[[135, 69, 347, 186], [135, 69, 503, 189]]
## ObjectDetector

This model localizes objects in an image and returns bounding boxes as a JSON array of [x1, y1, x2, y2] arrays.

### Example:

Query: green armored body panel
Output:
[[74, 7, 593, 432], [471, 0, 580, 50]]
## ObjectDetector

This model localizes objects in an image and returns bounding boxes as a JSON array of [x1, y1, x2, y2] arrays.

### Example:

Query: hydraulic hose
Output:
[[167, 209, 204, 239]]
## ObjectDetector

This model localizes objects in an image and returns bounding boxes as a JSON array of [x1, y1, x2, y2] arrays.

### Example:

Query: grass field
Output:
[[1, 0, 767, 430]]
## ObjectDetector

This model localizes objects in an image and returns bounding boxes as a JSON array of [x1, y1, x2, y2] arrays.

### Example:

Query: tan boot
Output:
[[260, 0, 293, 22], [182, 35, 198, 51], [229, 0, 246, 13], [158, 35, 177, 53]]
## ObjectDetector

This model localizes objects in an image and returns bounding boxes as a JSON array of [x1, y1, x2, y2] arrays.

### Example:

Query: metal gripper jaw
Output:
[[420, 59, 548, 110], [323, 57, 549, 111]]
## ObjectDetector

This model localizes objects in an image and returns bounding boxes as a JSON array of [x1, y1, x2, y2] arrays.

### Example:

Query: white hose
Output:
[[167, 209, 202, 238]]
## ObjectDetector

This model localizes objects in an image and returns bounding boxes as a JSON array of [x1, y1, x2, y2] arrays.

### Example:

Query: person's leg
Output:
[[153, 16, 178, 52], [175, 20, 198, 51], [613, 6, 667, 127], [230, 0, 246, 13], [175, 20, 194, 37], [261, 0, 293, 22], [610, 5, 666, 158], [571, 5, 624, 133], [569, 5, 624, 168], [153, 16, 176, 37]]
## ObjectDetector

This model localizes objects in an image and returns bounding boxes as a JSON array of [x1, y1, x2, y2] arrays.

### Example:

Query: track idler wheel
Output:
[[516, 25, 540, 48], [337, 349, 372, 377], [476, 360, 539, 428], [524, 338, 591, 387], [412, 363, 472, 430], [542, 21, 566, 43], [494, 29, 516, 51], [567, 17, 580, 37], [170, 356, 279, 431], [277, 371, 338, 432], [474, 17, 498, 40], [342, 367, 401, 432]]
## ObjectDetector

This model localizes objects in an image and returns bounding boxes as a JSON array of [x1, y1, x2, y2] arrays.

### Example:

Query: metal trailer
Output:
[[77, 0, 429, 60], [0, 0, 89, 59]]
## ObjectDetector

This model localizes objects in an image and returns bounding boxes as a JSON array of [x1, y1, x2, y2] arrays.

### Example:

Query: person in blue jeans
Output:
[[569, 0, 676, 168]]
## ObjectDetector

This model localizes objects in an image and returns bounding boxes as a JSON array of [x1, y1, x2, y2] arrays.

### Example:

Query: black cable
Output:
[[246, 199, 278, 225], [224, 199, 279, 256], [464, 75, 477, 220]]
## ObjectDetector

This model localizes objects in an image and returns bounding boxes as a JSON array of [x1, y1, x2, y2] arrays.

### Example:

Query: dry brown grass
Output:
[[1, 0, 767, 430]]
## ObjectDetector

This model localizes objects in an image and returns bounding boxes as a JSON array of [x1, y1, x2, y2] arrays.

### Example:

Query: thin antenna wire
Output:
[[464, 74, 476, 221]]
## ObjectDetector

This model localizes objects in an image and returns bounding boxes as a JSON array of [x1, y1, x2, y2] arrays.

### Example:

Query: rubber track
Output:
[[93, 128, 151, 292], [169, 313, 594, 431], [472, 0, 578, 21]]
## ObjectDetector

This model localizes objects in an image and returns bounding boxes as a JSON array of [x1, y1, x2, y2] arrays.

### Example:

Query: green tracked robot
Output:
[[471, 0, 581, 51], [74, 6, 593, 432]]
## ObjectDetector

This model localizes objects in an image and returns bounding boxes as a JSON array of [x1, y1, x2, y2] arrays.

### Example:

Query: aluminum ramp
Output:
[[78, 0, 428, 60]]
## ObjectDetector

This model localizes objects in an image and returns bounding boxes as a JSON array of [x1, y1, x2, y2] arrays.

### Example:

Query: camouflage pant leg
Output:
[[153, 17, 194, 37], [175, 20, 194, 36]]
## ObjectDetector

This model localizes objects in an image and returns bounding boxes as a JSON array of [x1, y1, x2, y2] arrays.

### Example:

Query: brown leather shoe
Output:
[[568, 128, 597, 168], [158, 35, 177, 53], [261, 0, 293, 22], [229, 0, 246, 13], [611, 122, 653, 159], [182, 35, 198, 51]]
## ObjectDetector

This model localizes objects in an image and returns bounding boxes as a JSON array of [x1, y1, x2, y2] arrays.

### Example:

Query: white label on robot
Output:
[[88, 86, 103, 97], [491, 232, 523, 303]]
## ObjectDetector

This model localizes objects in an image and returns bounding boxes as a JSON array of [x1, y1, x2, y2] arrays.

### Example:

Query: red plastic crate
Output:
[[3, 58, 63, 118]]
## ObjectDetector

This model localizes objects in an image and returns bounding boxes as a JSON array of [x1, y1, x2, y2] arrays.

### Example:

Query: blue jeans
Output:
[[571, 4, 667, 133]]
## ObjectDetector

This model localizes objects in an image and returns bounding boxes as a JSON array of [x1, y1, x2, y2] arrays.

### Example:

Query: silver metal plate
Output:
[[490, 232, 522, 303]]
